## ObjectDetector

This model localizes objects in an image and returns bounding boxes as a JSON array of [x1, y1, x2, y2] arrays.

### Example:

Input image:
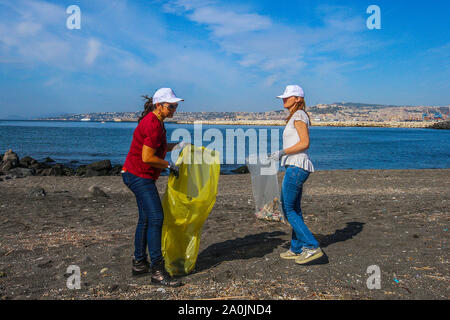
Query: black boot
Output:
[[132, 258, 150, 276], [151, 260, 182, 287]]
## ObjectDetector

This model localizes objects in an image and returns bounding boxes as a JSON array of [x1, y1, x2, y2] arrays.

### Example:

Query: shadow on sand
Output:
[[316, 221, 365, 248], [275, 222, 365, 266], [194, 231, 287, 273], [281, 221, 365, 249]]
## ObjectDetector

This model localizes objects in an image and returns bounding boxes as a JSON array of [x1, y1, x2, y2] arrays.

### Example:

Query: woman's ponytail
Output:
[[286, 98, 310, 124], [138, 95, 155, 123]]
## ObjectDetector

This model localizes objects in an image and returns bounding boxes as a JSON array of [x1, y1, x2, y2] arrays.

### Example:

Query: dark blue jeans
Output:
[[281, 166, 319, 253], [122, 171, 164, 265]]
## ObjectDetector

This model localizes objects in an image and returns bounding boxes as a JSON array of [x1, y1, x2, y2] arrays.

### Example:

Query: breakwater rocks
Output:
[[0, 149, 122, 180], [312, 121, 439, 128], [170, 120, 439, 128], [428, 120, 450, 130]]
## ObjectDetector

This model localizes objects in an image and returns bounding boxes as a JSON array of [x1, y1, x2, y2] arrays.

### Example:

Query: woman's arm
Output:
[[167, 143, 177, 152], [142, 145, 169, 168], [284, 120, 310, 155]]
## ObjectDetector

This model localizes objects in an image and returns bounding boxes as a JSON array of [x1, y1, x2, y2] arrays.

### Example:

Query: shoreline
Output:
[[1, 119, 442, 129]]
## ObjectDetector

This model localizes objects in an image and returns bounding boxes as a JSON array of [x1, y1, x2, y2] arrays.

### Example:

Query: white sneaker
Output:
[[280, 250, 302, 260], [295, 248, 324, 265]]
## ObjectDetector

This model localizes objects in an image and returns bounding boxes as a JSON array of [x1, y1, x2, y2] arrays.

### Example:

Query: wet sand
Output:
[[0, 169, 449, 300]]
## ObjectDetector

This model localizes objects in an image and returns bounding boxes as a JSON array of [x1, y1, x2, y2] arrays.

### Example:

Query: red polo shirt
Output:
[[123, 112, 167, 180]]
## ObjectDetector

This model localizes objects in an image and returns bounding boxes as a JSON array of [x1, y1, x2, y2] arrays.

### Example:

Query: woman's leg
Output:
[[123, 172, 164, 265], [281, 167, 305, 253], [290, 185, 306, 251], [281, 167, 319, 251], [133, 195, 148, 262], [136, 182, 164, 266]]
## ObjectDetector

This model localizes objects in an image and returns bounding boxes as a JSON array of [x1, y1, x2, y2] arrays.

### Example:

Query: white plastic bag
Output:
[[246, 155, 286, 224]]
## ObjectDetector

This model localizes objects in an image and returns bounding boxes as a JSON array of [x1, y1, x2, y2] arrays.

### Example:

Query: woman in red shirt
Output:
[[122, 88, 187, 287]]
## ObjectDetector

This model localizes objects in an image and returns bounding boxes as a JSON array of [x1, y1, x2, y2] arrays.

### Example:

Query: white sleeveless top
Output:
[[281, 110, 315, 172]]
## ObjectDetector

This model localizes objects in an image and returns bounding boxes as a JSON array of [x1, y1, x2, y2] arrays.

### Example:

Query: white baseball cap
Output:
[[152, 88, 184, 104], [277, 85, 305, 99]]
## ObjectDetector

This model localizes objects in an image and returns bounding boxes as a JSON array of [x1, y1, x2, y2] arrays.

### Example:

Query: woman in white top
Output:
[[269, 85, 326, 266]]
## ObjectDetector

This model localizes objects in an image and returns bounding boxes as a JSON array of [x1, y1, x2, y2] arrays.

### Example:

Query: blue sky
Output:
[[0, 0, 449, 119]]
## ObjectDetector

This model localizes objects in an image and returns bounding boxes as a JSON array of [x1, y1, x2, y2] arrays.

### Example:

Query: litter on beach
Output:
[[246, 155, 286, 224], [255, 197, 285, 223]]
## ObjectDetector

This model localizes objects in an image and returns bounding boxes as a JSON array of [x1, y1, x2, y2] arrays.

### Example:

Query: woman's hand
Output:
[[268, 150, 286, 161], [168, 141, 191, 152], [168, 162, 180, 178]]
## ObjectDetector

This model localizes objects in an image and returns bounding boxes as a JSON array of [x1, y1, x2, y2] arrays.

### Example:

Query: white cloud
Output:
[[16, 21, 42, 36], [187, 6, 272, 36], [85, 39, 101, 65], [0, 0, 401, 114], [162, 0, 375, 89]]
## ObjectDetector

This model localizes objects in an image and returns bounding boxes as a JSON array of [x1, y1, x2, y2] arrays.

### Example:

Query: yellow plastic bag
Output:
[[161, 145, 220, 276]]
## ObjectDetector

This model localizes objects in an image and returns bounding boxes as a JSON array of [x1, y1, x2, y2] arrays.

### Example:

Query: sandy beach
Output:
[[0, 169, 449, 300]]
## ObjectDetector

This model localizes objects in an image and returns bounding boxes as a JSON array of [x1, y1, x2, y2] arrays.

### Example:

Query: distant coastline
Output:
[[3, 119, 441, 128], [22, 102, 449, 127], [167, 120, 440, 128]]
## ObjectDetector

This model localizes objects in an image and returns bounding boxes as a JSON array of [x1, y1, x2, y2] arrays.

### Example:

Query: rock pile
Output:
[[428, 120, 450, 130], [0, 149, 123, 179]]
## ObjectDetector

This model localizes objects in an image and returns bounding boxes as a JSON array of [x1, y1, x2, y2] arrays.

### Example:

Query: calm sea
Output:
[[0, 120, 449, 174]]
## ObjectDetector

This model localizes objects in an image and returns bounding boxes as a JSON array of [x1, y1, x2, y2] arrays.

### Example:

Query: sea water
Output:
[[0, 120, 449, 174]]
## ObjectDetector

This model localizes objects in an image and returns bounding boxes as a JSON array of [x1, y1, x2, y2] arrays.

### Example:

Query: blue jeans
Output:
[[122, 171, 164, 265], [281, 166, 319, 253]]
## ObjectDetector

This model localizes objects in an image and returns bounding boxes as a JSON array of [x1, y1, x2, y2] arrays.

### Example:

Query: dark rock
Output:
[[30, 187, 46, 197], [44, 157, 55, 163], [87, 160, 112, 172], [63, 167, 75, 176], [2, 149, 18, 163], [212, 269, 234, 282], [7, 168, 35, 178], [109, 165, 123, 176], [19, 156, 36, 168], [40, 168, 51, 176], [41, 166, 64, 176], [85, 168, 101, 177], [75, 165, 87, 176], [51, 164, 65, 176], [30, 162, 48, 170], [231, 165, 249, 174], [89, 186, 108, 197], [37, 260, 53, 269], [108, 284, 119, 292], [429, 120, 450, 130], [0, 161, 14, 173], [70, 160, 79, 164], [0, 151, 21, 172]]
